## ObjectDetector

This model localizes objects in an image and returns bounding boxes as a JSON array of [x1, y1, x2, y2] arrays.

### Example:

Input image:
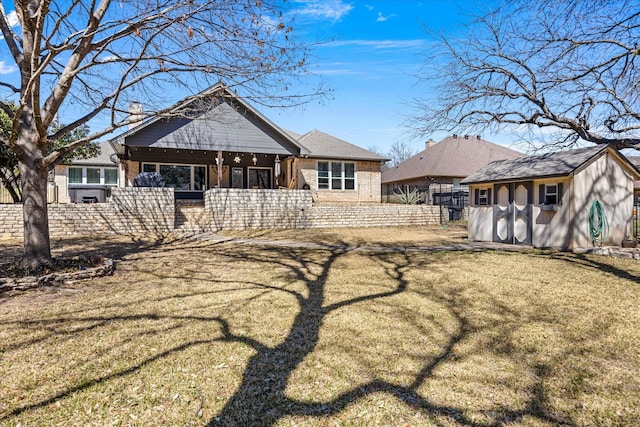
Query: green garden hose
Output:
[[589, 200, 610, 247]]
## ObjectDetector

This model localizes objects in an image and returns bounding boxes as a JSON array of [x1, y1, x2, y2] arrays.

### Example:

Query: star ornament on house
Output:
[[234, 155, 241, 163]]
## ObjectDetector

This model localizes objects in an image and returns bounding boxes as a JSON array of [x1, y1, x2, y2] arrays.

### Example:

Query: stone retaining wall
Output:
[[0, 188, 175, 239], [205, 189, 313, 230], [0, 187, 468, 239]]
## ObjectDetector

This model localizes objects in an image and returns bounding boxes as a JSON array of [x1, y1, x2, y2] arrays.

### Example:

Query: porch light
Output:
[[252, 153, 257, 165]]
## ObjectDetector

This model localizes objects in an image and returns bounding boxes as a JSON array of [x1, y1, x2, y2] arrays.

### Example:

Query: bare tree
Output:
[[387, 139, 417, 167], [411, 0, 640, 151], [0, 0, 319, 268]]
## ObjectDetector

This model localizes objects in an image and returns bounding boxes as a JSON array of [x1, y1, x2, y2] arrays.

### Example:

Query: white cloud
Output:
[[6, 10, 19, 27], [294, 0, 353, 21], [0, 61, 17, 74], [376, 12, 397, 22], [0, 11, 20, 40]]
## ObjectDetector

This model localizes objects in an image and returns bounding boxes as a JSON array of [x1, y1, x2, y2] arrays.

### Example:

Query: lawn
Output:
[[1, 225, 639, 426]]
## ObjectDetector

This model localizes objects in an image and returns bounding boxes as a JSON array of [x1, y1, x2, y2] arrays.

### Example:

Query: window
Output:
[[539, 183, 563, 206], [86, 168, 101, 184], [474, 188, 491, 206], [142, 163, 206, 191], [68, 167, 83, 184], [318, 162, 329, 189], [479, 189, 488, 205], [317, 161, 356, 190], [68, 167, 118, 186], [143, 164, 157, 173], [105, 168, 118, 185], [544, 184, 557, 205]]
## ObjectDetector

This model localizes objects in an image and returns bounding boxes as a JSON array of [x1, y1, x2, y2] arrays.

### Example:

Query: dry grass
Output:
[[1, 225, 639, 426]]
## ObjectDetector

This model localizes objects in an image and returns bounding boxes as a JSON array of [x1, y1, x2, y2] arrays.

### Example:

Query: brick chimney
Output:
[[128, 101, 143, 129]]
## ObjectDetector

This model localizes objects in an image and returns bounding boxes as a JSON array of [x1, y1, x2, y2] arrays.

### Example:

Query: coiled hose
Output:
[[589, 200, 610, 247]]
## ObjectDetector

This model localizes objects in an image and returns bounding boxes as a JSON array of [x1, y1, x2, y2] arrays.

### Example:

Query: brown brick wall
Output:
[[297, 159, 383, 204]]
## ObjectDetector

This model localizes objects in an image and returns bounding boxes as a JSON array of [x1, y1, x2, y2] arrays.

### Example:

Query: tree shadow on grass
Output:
[[2, 241, 609, 425]]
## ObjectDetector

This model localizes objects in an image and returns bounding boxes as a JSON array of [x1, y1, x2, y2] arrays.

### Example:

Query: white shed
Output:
[[462, 145, 640, 249]]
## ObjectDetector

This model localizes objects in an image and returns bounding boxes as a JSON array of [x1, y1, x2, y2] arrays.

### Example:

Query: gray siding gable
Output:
[[124, 99, 300, 155]]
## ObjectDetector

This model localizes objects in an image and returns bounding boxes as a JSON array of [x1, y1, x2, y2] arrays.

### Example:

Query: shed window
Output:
[[474, 188, 491, 206], [539, 183, 564, 205]]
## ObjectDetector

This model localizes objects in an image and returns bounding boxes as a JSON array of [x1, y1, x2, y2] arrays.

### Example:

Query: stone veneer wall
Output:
[[0, 187, 468, 239], [204, 188, 467, 231], [205, 189, 313, 230], [0, 188, 175, 239]]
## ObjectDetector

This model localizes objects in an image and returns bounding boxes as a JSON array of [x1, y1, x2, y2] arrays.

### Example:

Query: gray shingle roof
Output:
[[381, 135, 522, 184], [461, 145, 610, 184], [71, 141, 118, 166], [297, 129, 388, 162]]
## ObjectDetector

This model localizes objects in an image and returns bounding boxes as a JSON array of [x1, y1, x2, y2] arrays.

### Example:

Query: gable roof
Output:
[[381, 135, 522, 184], [296, 129, 388, 162], [71, 141, 117, 166], [461, 144, 640, 184], [110, 83, 308, 156]]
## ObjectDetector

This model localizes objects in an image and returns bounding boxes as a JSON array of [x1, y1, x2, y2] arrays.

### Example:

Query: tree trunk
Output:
[[19, 157, 52, 268]]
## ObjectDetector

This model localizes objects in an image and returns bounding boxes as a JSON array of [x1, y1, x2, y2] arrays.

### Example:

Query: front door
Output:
[[493, 182, 532, 245]]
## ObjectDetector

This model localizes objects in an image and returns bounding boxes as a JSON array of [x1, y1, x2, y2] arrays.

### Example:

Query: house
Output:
[[54, 83, 387, 204], [462, 145, 640, 248], [381, 135, 522, 205], [52, 141, 119, 203]]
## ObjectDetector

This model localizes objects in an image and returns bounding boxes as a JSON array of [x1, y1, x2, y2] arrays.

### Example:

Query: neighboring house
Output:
[[462, 145, 640, 248], [55, 83, 387, 204], [381, 135, 522, 205], [52, 142, 119, 203]]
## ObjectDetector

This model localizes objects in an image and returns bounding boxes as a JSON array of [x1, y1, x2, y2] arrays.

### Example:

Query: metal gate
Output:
[[493, 181, 533, 245]]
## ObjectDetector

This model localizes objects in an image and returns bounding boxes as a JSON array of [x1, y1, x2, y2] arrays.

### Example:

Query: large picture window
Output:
[[317, 161, 356, 190], [142, 163, 206, 191]]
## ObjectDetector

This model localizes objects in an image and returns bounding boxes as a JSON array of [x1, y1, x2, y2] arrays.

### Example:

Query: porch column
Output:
[[217, 150, 222, 188]]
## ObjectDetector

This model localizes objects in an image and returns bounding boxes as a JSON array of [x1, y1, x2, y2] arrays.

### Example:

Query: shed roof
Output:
[[381, 135, 522, 184], [297, 129, 388, 162], [462, 145, 640, 184]]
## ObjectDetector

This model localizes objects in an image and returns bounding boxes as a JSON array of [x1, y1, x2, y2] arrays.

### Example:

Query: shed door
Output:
[[493, 182, 532, 245]]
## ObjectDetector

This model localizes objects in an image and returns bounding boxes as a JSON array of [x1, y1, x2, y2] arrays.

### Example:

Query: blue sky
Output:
[[259, 0, 489, 154], [0, 0, 496, 154]]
